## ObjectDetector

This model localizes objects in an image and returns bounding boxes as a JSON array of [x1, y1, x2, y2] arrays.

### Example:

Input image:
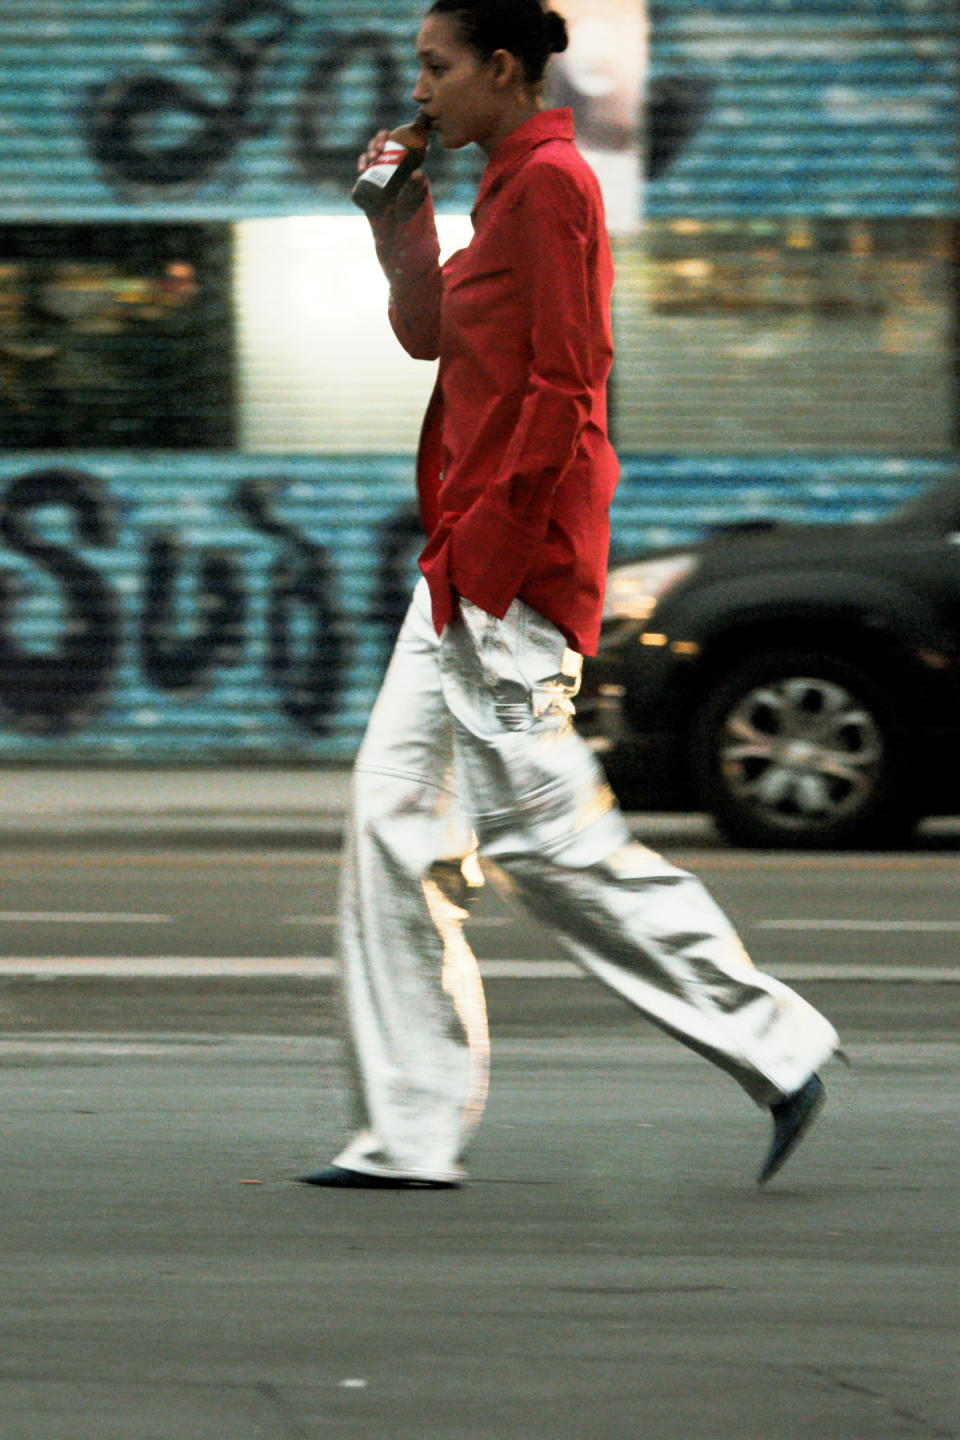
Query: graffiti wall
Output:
[[0, 453, 952, 759], [645, 0, 958, 217], [1, 0, 954, 218], [2, 0, 484, 219]]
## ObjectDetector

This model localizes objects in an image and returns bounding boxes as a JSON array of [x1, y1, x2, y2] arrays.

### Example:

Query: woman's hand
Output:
[[358, 131, 390, 174], [357, 133, 429, 221]]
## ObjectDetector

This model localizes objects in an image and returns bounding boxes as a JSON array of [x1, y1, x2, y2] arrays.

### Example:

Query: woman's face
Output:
[[412, 12, 505, 151]]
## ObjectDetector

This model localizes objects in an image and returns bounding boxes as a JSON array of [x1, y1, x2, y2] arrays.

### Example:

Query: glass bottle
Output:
[[351, 115, 431, 217]]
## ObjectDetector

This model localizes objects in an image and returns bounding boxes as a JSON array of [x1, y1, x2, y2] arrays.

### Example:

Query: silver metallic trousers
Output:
[[332, 579, 838, 1183]]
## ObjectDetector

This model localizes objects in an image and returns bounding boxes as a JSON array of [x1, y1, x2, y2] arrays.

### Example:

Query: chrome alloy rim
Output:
[[719, 676, 884, 828]]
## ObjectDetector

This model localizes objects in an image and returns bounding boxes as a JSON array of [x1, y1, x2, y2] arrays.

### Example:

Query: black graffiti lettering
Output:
[[295, 31, 404, 186], [85, 7, 443, 199], [0, 470, 457, 746], [88, 73, 243, 191], [86, 0, 298, 192], [198, 0, 298, 70], [646, 74, 712, 181], [141, 535, 247, 692], [370, 503, 423, 652], [83, 0, 709, 197], [268, 549, 345, 735], [234, 478, 347, 736], [0, 469, 120, 735]]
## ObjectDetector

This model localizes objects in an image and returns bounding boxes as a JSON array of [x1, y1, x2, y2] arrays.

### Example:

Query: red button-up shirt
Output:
[[371, 108, 618, 656]]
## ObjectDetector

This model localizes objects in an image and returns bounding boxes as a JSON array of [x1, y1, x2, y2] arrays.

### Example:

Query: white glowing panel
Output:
[[235, 213, 474, 453]]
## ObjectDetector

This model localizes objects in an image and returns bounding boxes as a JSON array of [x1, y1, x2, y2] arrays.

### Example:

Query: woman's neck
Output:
[[478, 95, 544, 157]]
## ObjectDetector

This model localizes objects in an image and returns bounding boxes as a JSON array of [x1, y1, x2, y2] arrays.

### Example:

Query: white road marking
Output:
[[0, 957, 957, 982], [0, 912, 171, 924], [9, 914, 954, 935], [283, 914, 512, 927], [479, 960, 960, 983], [286, 915, 960, 935], [0, 957, 333, 978], [755, 919, 960, 932]]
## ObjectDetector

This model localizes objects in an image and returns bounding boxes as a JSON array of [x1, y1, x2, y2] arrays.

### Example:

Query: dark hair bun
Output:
[[544, 8, 569, 55]]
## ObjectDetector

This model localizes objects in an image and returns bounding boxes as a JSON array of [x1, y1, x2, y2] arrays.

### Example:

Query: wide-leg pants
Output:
[[332, 579, 838, 1183]]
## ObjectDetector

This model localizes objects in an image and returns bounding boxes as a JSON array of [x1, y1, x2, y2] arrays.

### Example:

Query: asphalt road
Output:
[[1, 836, 958, 1439], [1, 836, 958, 1037]]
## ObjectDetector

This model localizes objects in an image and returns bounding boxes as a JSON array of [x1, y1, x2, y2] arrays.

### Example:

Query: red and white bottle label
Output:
[[362, 141, 407, 190]]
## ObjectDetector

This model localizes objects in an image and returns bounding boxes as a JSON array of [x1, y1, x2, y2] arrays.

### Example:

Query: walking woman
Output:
[[300, 0, 838, 1189]]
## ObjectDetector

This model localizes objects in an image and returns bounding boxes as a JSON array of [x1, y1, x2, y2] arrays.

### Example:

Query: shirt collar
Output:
[[473, 108, 576, 215]]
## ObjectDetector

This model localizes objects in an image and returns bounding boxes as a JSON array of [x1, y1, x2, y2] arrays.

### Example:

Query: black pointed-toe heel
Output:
[[297, 1164, 459, 1190], [757, 1074, 825, 1186]]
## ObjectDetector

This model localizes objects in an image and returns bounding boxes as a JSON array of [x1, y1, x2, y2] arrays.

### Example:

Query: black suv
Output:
[[577, 476, 960, 848]]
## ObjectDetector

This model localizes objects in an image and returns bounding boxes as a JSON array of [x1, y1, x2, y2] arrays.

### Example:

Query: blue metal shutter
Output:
[[646, 0, 958, 217]]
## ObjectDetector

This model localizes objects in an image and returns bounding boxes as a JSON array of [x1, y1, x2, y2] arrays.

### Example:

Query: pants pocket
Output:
[[459, 598, 532, 729], [459, 599, 581, 732]]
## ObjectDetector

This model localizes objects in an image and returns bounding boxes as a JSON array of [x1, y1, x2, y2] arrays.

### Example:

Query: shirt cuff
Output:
[[370, 197, 439, 278]]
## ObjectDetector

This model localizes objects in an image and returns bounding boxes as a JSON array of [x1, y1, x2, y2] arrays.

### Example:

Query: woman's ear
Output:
[[486, 47, 524, 92]]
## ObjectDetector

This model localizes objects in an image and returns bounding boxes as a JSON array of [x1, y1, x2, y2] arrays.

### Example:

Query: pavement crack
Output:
[[255, 1380, 312, 1440], [807, 1367, 957, 1439]]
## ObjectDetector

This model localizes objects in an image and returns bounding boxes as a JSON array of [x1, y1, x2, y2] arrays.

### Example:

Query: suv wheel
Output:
[[691, 650, 915, 848]]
